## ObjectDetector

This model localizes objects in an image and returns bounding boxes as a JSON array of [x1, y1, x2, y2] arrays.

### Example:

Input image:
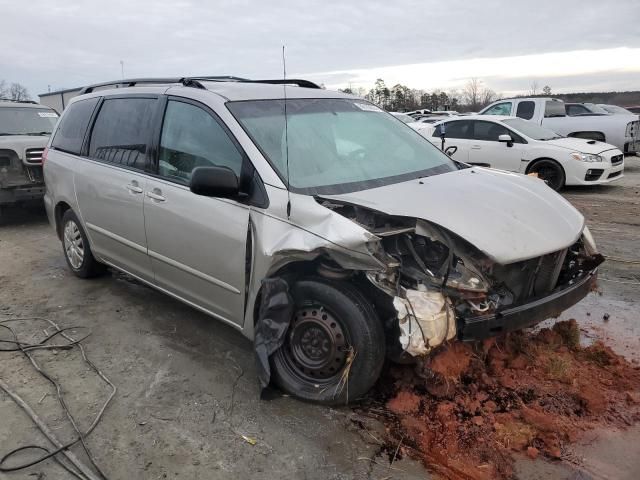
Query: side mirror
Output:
[[498, 134, 513, 147], [190, 166, 239, 198]]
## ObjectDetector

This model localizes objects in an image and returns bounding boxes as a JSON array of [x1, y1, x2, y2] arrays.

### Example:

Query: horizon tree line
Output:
[[339, 78, 555, 112]]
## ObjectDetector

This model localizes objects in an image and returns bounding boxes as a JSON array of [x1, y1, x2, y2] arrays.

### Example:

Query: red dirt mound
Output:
[[373, 320, 640, 480]]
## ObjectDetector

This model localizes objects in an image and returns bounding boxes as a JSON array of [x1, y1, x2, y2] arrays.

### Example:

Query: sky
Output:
[[1, 0, 639, 99]]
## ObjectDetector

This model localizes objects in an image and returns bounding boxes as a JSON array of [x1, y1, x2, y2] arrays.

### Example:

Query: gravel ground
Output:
[[1, 157, 638, 480]]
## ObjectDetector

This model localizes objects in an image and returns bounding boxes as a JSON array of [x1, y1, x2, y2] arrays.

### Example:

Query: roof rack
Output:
[[79, 78, 200, 95], [244, 79, 321, 89], [78, 76, 321, 95], [190, 77, 322, 89]]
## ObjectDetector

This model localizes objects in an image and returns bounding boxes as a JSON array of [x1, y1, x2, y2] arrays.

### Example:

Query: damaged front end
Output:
[[320, 200, 603, 357]]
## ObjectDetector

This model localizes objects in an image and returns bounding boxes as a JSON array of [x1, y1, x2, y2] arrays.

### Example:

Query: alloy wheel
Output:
[[63, 220, 85, 270]]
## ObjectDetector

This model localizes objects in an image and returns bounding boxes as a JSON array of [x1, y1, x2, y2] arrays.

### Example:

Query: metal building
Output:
[[38, 87, 82, 112]]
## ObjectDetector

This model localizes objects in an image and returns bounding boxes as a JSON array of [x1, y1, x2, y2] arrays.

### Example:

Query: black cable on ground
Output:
[[0, 316, 116, 479]]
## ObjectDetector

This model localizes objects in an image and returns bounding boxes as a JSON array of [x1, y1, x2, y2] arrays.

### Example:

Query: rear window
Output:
[[89, 98, 157, 170], [544, 101, 566, 118], [51, 98, 99, 154]]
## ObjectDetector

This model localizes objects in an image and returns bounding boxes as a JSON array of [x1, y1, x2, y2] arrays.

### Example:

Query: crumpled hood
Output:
[[544, 137, 619, 155], [320, 168, 585, 265]]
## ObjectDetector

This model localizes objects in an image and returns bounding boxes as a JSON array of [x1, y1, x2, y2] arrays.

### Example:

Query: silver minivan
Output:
[[44, 77, 603, 404]]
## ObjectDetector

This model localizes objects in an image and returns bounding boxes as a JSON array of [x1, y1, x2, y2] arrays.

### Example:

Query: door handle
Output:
[[125, 183, 143, 194], [471, 145, 481, 150], [146, 190, 166, 202]]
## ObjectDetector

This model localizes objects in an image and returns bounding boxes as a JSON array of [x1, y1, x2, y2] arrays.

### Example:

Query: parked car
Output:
[[390, 112, 416, 124], [564, 103, 608, 116], [420, 115, 624, 190], [480, 97, 640, 154], [413, 115, 447, 124], [406, 108, 432, 117], [429, 110, 459, 116], [597, 104, 636, 116], [0, 100, 58, 211], [44, 77, 603, 404]]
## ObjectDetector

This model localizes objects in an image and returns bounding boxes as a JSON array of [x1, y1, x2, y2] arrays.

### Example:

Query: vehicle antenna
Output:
[[282, 45, 292, 219]]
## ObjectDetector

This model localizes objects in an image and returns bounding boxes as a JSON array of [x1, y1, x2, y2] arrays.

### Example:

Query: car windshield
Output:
[[503, 118, 562, 140], [0, 107, 58, 135], [228, 98, 456, 194], [600, 105, 632, 115], [585, 104, 609, 114]]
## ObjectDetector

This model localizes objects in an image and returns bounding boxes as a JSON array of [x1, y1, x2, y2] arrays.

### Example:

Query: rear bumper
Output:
[[0, 185, 45, 205], [459, 269, 596, 341]]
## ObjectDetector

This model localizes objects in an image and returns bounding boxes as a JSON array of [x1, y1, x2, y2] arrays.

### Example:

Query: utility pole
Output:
[[120, 60, 125, 79]]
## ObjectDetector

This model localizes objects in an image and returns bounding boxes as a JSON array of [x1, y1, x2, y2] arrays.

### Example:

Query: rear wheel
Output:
[[271, 278, 385, 404], [61, 210, 105, 278], [528, 159, 565, 191]]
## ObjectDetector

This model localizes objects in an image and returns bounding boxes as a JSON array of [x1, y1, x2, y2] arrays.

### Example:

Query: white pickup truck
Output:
[[480, 97, 640, 155]]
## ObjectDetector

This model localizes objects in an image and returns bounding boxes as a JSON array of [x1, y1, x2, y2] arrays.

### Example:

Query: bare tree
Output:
[[0, 80, 7, 99], [7, 82, 31, 101], [480, 88, 498, 107], [542, 85, 552, 96], [463, 78, 497, 111], [529, 81, 539, 96], [462, 78, 481, 110]]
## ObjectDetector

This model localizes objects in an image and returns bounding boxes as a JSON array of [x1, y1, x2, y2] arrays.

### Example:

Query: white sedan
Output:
[[421, 115, 624, 190]]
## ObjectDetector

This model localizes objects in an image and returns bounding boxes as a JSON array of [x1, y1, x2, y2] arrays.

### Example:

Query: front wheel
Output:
[[61, 210, 105, 278], [271, 278, 385, 404], [528, 159, 565, 191]]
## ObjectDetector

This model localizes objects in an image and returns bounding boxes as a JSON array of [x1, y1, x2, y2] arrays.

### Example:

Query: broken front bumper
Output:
[[459, 269, 597, 341]]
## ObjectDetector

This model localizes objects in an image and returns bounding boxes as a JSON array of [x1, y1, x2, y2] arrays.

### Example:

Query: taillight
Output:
[[42, 147, 49, 165]]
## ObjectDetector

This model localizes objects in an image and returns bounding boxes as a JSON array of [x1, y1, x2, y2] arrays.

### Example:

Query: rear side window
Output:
[[51, 98, 99, 154], [516, 101, 535, 120], [89, 98, 157, 170], [432, 120, 472, 139]]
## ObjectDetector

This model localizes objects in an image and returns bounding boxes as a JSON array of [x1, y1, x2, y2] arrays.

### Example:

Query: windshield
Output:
[[600, 104, 632, 115], [584, 104, 609, 114], [228, 98, 456, 194], [503, 118, 562, 140], [0, 107, 58, 135]]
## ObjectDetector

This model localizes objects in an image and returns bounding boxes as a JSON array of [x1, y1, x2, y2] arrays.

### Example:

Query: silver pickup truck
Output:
[[481, 97, 640, 155], [0, 100, 59, 210]]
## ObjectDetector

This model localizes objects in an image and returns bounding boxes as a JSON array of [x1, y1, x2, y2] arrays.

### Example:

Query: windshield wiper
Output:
[[26, 131, 52, 136]]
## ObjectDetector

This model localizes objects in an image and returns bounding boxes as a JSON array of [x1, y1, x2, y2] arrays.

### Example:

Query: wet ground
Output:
[[0, 156, 638, 480]]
